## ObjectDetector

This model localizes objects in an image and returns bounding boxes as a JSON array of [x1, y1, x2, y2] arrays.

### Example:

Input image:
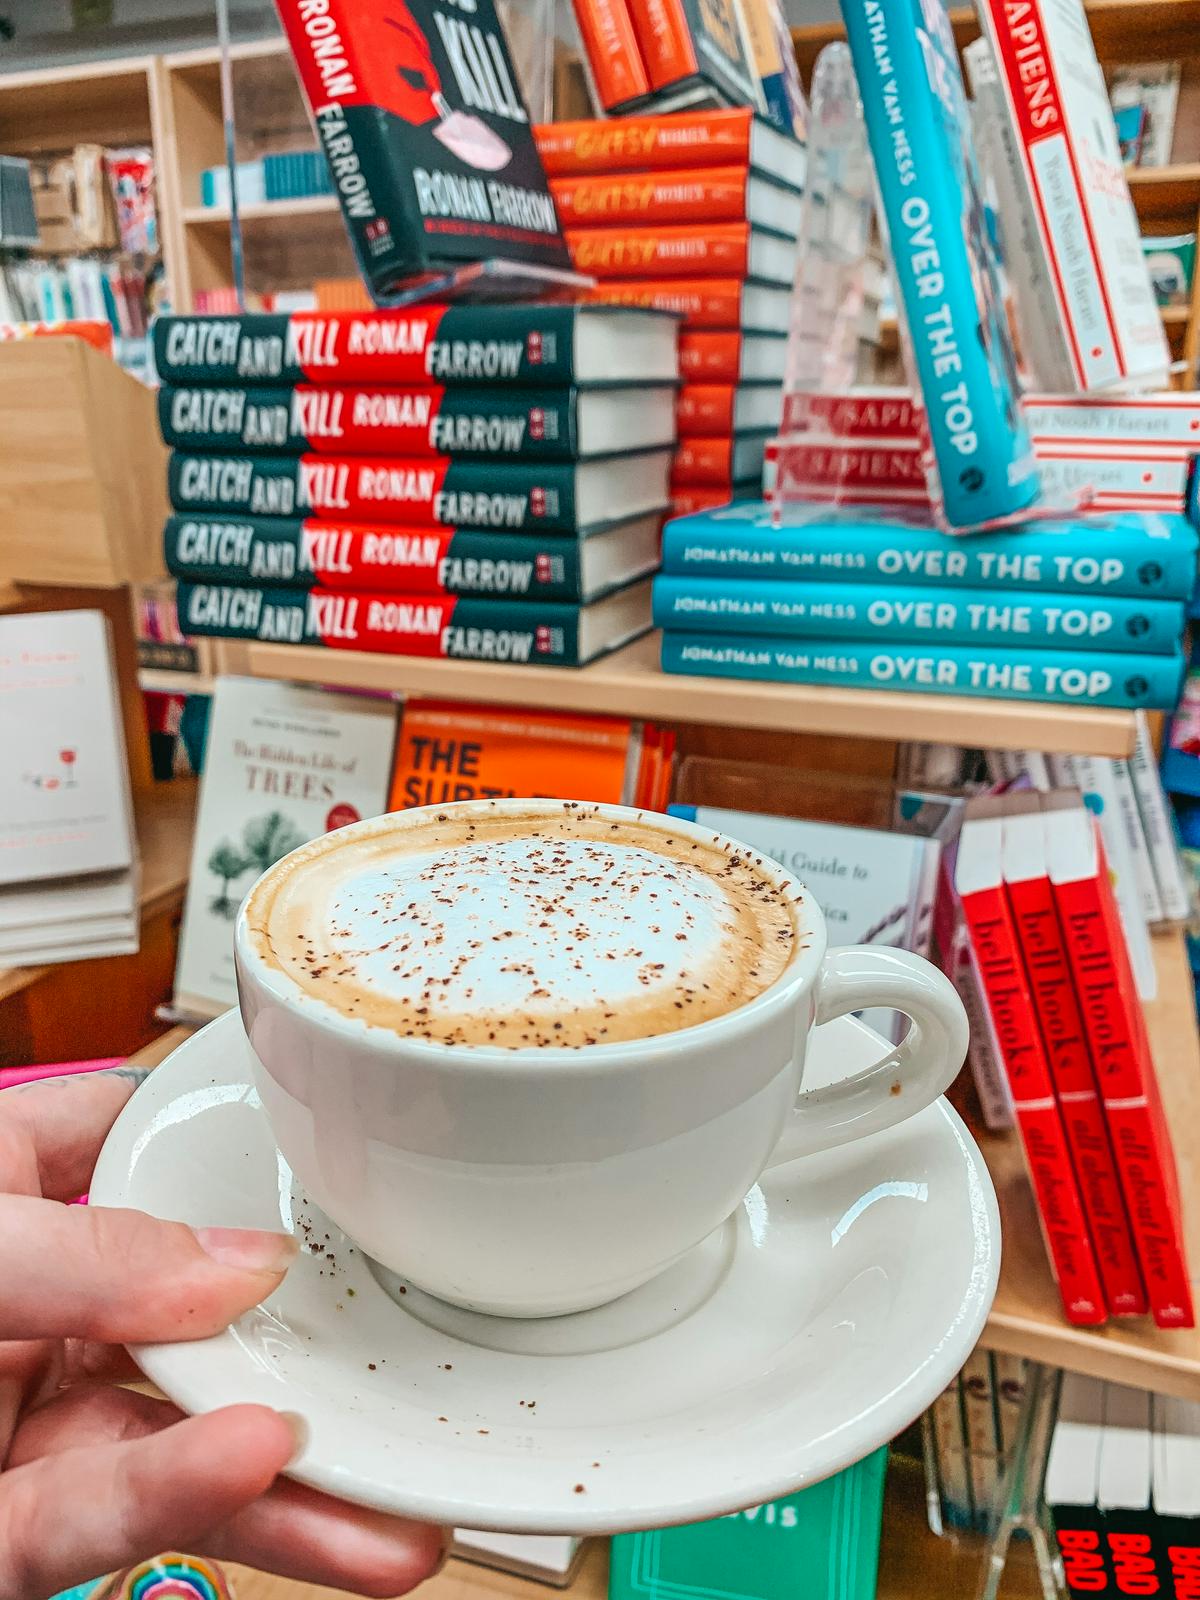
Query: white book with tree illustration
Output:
[[173, 676, 398, 1019]]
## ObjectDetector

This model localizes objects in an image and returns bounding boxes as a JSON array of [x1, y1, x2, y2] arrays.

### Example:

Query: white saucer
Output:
[[91, 1010, 999, 1534]]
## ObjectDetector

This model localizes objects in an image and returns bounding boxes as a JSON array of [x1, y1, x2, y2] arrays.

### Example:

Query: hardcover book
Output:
[[567, 222, 795, 284], [672, 434, 771, 486], [1047, 1375, 1111, 1597], [651, 575, 1184, 654], [660, 502, 1200, 600], [173, 676, 397, 1018], [164, 512, 663, 602], [274, 0, 570, 298], [840, 0, 1038, 527], [660, 635, 1185, 710], [570, 0, 649, 110], [158, 382, 677, 459], [549, 166, 803, 234], [168, 449, 673, 531], [679, 331, 787, 383], [176, 579, 654, 667], [677, 384, 783, 437], [624, 0, 762, 112], [152, 305, 680, 388], [535, 108, 806, 190], [956, 800, 1107, 1324], [583, 277, 790, 333], [1045, 792, 1195, 1328]]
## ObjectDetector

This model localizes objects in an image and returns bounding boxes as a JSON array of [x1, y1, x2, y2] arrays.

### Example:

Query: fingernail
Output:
[[193, 1226, 298, 1274], [280, 1409, 311, 1465]]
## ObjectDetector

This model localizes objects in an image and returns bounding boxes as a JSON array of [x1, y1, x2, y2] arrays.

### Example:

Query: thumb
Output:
[[0, 1196, 297, 1344]]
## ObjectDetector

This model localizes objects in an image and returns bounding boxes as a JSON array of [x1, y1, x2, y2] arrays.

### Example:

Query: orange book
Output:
[[676, 383, 782, 437], [670, 486, 747, 516], [626, 0, 697, 90], [389, 700, 644, 810], [568, 222, 793, 282], [671, 434, 770, 487], [571, 0, 650, 110], [551, 166, 779, 228], [585, 277, 789, 333], [535, 109, 805, 191]]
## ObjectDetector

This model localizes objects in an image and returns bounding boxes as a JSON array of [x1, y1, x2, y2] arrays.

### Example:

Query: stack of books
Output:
[[956, 790, 1193, 1329], [0, 610, 139, 966], [653, 501, 1194, 711], [536, 109, 803, 517], [1048, 1374, 1200, 1597], [153, 303, 678, 668], [927, 1347, 1029, 1534]]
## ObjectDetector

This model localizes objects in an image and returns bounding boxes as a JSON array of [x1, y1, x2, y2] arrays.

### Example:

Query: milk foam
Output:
[[249, 807, 799, 1047]]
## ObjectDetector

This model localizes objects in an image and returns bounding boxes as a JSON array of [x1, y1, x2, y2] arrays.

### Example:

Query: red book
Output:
[[1045, 792, 1194, 1329], [550, 166, 803, 232], [535, 108, 805, 190], [570, 0, 650, 110], [585, 277, 789, 333], [956, 800, 1107, 1326], [626, 0, 698, 90], [566, 222, 793, 283], [1003, 799, 1147, 1317], [678, 331, 787, 384], [671, 434, 769, 487], [670, 487, 746, 516], [676, 384, 782, 438]]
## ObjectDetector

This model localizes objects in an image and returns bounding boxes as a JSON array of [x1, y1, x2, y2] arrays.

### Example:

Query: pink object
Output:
[[0, 1057, 124, 1090]]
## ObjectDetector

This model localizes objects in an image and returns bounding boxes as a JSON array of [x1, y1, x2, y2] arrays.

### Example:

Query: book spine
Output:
[[678, 331, 751, 382], [159, 385, 578, 461], [534, 111, 753, 177], [550, 168, 753, 228], [1071, 754, 1159, 996], [1053, 1507, 1116, 1598], [839, 0, 1038, 526], [1053, 869, 1195, 1327], [1007, 874, 1147, 1316], [659, 634, 1184, 710], [1128, 710, 1191, 922], [570, 0, 651, 110], [167, 453, 584, 533], [626, 0, 698, 91], [651, 575, 1184, 653], [583, 277, 750, 329], [176, 583, 587, 665], [1158, 1519, 1200, 1600], [1111, 757, 1166, 923], [960, 881, 1107, 1324], [164, 516, 589, 600], [566, 223, 751, 279], [659, 517, 1198, 598], [676, 385, 737, 436], [671, 438, 736, 486], [153, 307, 581, 386]]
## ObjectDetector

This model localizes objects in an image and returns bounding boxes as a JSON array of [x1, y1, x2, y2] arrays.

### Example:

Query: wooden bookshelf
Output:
[[983, 928, 1200, 1400]]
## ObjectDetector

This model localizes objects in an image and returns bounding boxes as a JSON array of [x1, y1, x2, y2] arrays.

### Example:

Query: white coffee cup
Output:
[[234, 799, 968, 1318]]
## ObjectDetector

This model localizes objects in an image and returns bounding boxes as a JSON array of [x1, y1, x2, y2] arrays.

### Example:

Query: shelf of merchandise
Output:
[[983, 928, 1200, 1401], [137, 666, 215, 695], [181, 196, 341, 227], [0, 777, 196, 1007], [235, 631, 1141, 757]]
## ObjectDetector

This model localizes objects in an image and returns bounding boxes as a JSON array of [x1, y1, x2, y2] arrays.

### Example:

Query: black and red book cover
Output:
[[274, 0, 569, 298]]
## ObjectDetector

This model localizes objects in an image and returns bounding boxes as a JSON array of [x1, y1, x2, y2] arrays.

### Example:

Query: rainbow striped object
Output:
[[54, 1556, 233, 1600]]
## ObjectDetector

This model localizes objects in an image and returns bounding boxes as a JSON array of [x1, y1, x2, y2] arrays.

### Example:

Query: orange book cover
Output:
[[584, 277, 748, 328], [551, 166, 755, 227], [535, 109, 756, 176], [670, 486, 743, 515], [671, 437, 739, 486], [679, 331, 747, 381], [567, 222, 754, 279], [677, 384, 741, 435], [626, 0, 697, 90], [389, 700, 637, 809], [571, 0, 650, 110]]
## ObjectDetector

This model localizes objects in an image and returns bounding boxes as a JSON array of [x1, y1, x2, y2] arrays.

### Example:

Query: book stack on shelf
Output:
[[153, 303, 678, 668], [955, 789, 1193, 1330], [536, 109, 803, 517], [927, 1348, 1029, 1534], [1048, 1375, 1200, 1598], [654, 501, 1194, 711]]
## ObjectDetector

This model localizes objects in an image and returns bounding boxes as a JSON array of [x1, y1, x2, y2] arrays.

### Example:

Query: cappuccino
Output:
[[246, 803, 799, 1048]]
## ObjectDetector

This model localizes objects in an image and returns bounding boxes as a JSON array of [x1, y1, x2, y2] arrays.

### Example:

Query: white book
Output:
[[1128, 711, 1190, 924], [1097, 1384, 1153, 1513], [173, 677, 398, 1018], [669, 802, 940, 1040], [1110, 757, 1164, 925], [1151, 1394, 1200, 1518], [0, 866, 138, 933], [1046, 1373, 1105, 1509], [0, 913, 136, 957], [452, 1532, 582, 1586], [0, 611, 135, 887]]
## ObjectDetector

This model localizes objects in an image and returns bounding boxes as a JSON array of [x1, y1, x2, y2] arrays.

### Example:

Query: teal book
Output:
[[159, 383, 675, 460], [653, 575, 1184, 654], [660, 503, 1199, 601], [660, 633, 1184, 709], [609, 1450, 888, 1600]]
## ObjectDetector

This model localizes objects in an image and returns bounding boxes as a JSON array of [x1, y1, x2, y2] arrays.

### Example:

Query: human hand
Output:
[[0, 1066, 445, 1600]]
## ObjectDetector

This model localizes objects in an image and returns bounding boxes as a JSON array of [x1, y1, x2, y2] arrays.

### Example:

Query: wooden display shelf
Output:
[[181, 196, 341, 226], [239, 632, 1140, 758], [1127, 162, 1200, 219], [983, 928, 1200, 1400], [0, 778, 196, 1007]]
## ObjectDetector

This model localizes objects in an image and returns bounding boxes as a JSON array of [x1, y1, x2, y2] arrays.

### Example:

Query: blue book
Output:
[[660, 634, 1185, 709], [840, 0, 1038, 527], [652, 574, 1185, 654], [661, 502, 1200, 601]]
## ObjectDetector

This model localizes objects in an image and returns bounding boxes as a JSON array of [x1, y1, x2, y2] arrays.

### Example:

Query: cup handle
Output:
[[765, 946, 969, 1169]]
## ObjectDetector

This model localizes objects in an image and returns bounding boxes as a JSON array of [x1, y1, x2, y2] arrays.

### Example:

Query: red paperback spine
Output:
[[1053, 829, 1194, 1328], [1006, 873, 1147, 1316], [626, 0, 699, 91], [570, 0, 651, 109], [960, 878, 1107, 1324]]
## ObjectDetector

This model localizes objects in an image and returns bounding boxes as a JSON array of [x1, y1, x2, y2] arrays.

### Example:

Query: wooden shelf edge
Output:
[[182, 196, 341, 226], [240, 633, 1139, 758]]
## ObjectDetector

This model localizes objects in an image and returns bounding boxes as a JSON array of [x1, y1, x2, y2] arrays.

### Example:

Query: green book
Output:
[[609, 1450, 888, 1600]]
